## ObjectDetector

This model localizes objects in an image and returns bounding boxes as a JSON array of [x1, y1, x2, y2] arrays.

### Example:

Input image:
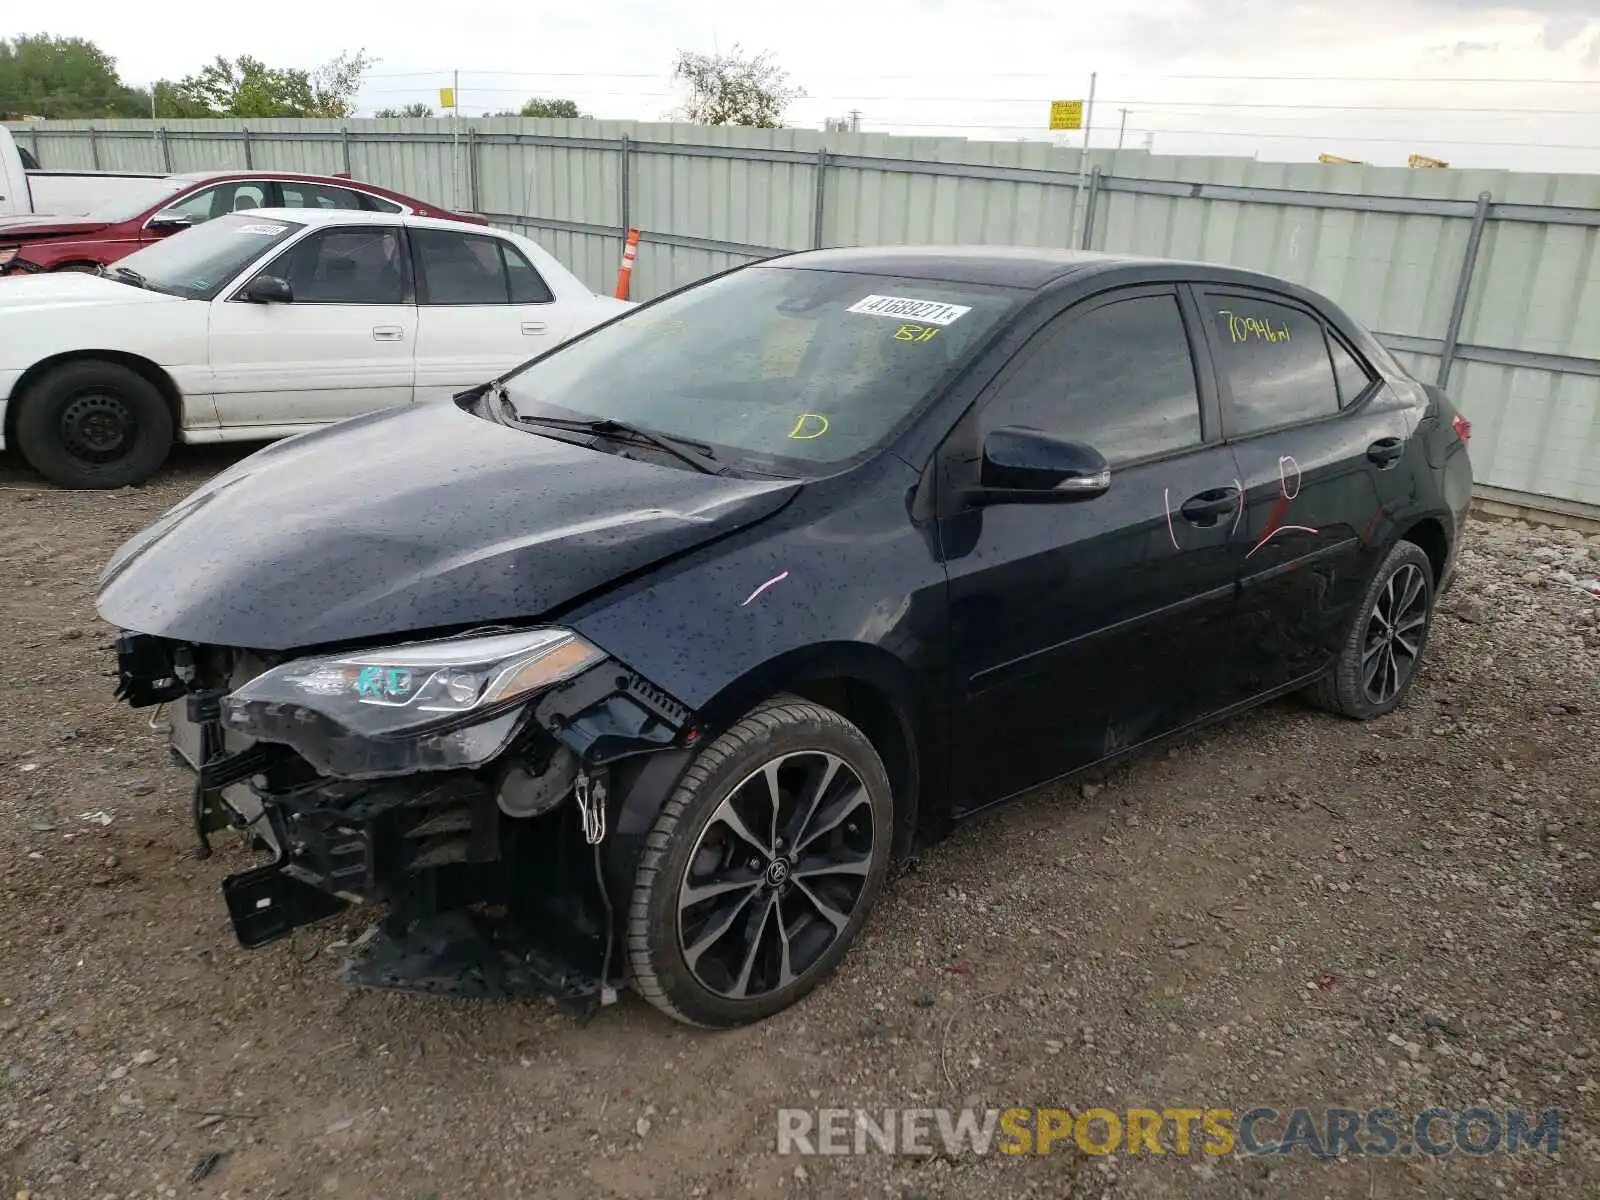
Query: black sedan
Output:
[[96, 246, 1474, 1027]]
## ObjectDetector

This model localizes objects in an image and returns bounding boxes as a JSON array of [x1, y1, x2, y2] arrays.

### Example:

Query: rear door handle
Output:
[[521, 321, 547, 335], [1179, 486, 1241, 526], [1367, 437, 1404, 466], [372, 326, 405, 341]]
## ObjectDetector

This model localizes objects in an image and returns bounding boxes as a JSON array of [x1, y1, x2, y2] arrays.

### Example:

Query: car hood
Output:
[[0, 215, 110, 238], [0, 271, 179, 313], [96, 402, 802, 651]]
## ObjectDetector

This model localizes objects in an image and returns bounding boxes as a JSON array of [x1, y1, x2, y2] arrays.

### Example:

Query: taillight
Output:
[[1452, 413, 1472, 447]]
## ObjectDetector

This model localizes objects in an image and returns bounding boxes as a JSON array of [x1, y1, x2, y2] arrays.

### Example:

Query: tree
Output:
[[518, 96, 585, 118], [670, 45, 803, 128], [0, 34, 148, 119], [170, 49, 373, 118], [375, 102, 434, 118]]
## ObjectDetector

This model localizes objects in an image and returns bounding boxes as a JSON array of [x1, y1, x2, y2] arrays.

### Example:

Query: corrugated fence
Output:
[[14, 117, 1600, 517]]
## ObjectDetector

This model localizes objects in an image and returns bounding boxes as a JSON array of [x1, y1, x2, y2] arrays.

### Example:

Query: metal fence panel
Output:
[[10, 118, 1600, 512]]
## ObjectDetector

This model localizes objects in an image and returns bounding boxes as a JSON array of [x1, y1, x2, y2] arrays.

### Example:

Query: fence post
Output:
[[241, 128, 254, 169], [158, 126, 172, 173], [1081, 166, 1103, 250], [28, 126, 41, 167], [341, 126, 352, 175], [467, 126, 480, 212], [812, 147, 829, 250], [619, 133, 631, 236], [88, 127, 100, 170], [1437, 190, 1492, 390]]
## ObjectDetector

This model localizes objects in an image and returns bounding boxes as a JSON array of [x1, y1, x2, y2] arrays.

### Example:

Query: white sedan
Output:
[[0, 209, 633, 488]]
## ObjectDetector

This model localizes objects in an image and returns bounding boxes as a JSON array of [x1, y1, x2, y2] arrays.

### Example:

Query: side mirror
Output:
[[147, 210, 200, 231], [241, 275, 293, 304], [968, 426, 1110, 505]]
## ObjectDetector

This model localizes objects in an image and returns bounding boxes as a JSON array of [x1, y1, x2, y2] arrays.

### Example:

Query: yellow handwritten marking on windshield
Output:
[[788, 413, 830, 440], [1219, 310, 1291, 345], [894, 323, 940, 343]]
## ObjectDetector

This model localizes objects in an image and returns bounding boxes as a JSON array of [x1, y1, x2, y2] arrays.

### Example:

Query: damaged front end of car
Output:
[[112, 624, 698, 1013]]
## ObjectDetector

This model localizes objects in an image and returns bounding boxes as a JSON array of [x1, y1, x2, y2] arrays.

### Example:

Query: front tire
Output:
[[1306, 540, 1436, 719], [13, 360, 174, 489], [626, 697, 894, 1027]]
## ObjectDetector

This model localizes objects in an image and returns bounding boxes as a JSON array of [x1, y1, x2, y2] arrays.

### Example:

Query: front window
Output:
[[161, 180, 271, 223], [502, 265, 1021, 473], [111, 213, 303, 300]]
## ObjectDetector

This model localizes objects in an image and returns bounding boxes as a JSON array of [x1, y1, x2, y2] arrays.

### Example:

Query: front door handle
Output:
[[372, 326, 405, 341], [1179, 486, 1241, 527], [1367, 437, 1404, 467], [521, 321, 547, 335]]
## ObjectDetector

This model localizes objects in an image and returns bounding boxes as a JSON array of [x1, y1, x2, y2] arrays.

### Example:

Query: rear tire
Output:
[[13, 360, 174, 489], [627, 697, 894, 1028], [1305, 540, 1435, 719]]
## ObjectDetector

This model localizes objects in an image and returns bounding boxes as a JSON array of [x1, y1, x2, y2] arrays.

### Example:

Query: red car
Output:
[[0, 171, 487, 275]]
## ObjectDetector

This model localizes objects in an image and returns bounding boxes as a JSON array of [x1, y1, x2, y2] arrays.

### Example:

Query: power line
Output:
[[364, 68, 1600, 85], [857, 118, 1600, 150], [361, 83, 1600, 118]]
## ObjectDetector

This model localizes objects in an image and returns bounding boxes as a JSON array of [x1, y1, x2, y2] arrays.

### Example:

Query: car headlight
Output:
[[221, 628, 607, 779]]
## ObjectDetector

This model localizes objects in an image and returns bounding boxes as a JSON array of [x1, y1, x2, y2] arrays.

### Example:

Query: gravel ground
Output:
[[1, 447, 1598, 1200]]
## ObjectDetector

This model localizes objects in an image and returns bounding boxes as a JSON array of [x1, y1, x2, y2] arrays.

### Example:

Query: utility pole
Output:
[[451, 68, 461, 211], [1143, 131, 1154, 152], [848, 108, 860, 133], [1069, 71, 1097, 249], [1116, 107, 1129, 150]]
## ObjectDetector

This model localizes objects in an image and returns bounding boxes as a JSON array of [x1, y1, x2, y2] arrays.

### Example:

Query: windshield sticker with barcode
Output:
[[847, 294, 971, 326], [236, 224, 286, 235]]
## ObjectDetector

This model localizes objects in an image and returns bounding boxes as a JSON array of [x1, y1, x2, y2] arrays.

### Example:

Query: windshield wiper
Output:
[[514, 412, 720, 475], [108, 265, 146, 289]]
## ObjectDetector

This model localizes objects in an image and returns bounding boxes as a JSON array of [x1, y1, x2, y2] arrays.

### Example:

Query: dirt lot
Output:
[[1, 447, 1598, 1200]]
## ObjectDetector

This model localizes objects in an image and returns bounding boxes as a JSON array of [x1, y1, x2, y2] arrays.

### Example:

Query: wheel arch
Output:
[[7, 350, 184, 449], [1397, 514, 1450, 585], [687, 642, 928, 860]]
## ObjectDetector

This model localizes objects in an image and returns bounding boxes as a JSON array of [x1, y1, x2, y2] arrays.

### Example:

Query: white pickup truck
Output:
[[1, 124, 169, 216]]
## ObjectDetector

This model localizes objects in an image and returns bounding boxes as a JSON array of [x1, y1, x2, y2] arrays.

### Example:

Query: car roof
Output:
[[223, 207, 501, 235], [769, 245, 1311, 296], [175, 170, 378, 184]]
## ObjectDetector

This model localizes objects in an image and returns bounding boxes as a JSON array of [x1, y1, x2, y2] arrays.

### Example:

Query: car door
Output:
[[1198, 286, 1411, 695], [940, 285, 1245, 814], [207, 223, 416, 428], [410, 227, 571, 403]]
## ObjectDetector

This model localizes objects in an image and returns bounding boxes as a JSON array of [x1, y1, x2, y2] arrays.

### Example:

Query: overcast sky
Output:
[[32, 0, 1600, 170]]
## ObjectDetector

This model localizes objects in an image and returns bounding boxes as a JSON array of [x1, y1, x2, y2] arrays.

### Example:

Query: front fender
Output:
[[565, 453, 952, 843]]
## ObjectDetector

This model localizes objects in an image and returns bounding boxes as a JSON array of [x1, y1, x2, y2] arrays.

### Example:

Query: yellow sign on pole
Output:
[[1048, 100, 1084, 131], [439, 86, 456, 110]]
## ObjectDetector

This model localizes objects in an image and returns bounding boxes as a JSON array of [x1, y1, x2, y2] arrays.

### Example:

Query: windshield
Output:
[[76, 178, 191, 222], [111, 213, 303, 299], [501, 265, 1022, 474]]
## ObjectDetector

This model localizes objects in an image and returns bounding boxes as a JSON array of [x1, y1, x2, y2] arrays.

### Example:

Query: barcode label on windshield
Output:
[[847, 294, 971, 326]]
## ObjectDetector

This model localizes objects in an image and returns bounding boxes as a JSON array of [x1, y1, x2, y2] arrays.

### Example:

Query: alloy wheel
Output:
[[676, 750, 877, 1001], [1361, 562, 1429, 705]]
